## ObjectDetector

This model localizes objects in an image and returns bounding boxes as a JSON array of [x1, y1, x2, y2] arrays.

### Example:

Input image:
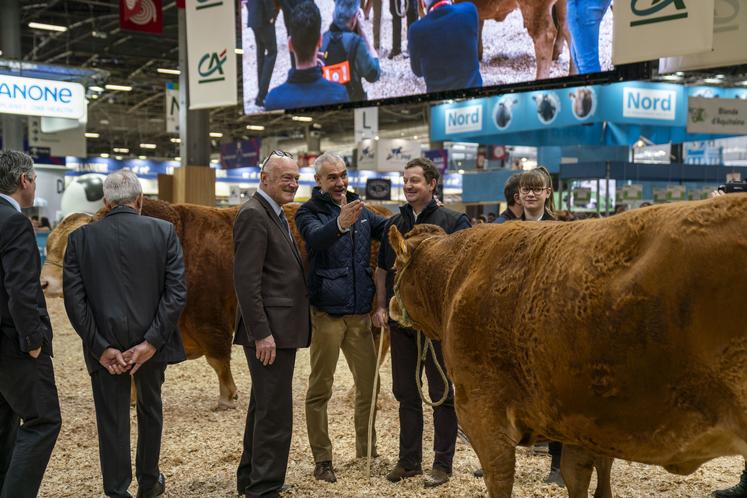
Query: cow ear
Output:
[[388, 224, 408, 261]]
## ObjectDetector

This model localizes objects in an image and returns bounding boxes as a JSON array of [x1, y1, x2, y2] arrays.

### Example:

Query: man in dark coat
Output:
[[63, 169, 187, 498], [0, 150, 61, 498], [247, 0, 278, 107], [373, 157, 471, 488], [234, 151, 310, 498]]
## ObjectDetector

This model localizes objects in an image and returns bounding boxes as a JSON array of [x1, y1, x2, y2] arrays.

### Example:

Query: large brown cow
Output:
[[386, 194, 747, 498], [41, 198, 391, 409], [456, 0, 574, 79]]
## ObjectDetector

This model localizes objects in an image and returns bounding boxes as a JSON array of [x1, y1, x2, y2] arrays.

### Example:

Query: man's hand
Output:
[[122, 341, 157, 376], [338, 194, 364, 230], [29, 347, 41, 359], [256, 335, 276, 366], [372, 306, 388, 328], [99, 347, 129, 375]]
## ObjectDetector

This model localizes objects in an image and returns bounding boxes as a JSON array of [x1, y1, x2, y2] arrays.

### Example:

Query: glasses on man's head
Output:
[[261, 150, 294, 170], [519, 186, 547, 195]]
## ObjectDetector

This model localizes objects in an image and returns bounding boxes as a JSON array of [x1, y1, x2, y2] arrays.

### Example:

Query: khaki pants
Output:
[[305, 307, 379, 463]]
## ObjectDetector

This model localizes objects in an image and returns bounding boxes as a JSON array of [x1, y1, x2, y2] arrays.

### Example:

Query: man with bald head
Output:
[[234, 151, 310, 498]]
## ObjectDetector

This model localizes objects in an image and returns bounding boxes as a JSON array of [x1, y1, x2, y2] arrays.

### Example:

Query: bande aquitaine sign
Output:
[[613, 0, 715, 65], [0, 75, 86, 120], [687, 97, 747, 134]]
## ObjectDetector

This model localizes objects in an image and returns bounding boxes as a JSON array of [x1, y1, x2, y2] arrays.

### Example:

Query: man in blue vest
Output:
[[408, 0, 482, 93]]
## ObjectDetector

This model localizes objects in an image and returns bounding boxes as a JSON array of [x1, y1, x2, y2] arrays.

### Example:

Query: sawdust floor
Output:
[[41, 298, 741, 497]]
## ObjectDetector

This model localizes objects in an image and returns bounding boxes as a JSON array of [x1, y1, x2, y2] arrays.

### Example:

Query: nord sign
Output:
[[623, 87, 677, 120], [0, 75, 86, 120], [445, 105, 483, 134]]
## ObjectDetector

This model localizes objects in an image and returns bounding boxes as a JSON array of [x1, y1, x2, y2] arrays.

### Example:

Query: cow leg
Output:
[[520, 1, 558, 80], [478, 19, 485, 61], [554, 0, 577, 74], [593, 455, 614, 498], [206, 356, 238, 410], [560, 444, 594, 498]]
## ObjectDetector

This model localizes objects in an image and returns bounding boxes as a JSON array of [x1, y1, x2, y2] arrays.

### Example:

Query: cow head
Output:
[[40, 212, 94, 297], [387, 224, 447, 340]]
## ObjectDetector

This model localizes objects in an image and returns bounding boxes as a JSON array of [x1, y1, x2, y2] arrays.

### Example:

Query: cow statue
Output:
[[41, 198, 391, 410], [455, 0, 573, 79], [385, 194, 747, 498]]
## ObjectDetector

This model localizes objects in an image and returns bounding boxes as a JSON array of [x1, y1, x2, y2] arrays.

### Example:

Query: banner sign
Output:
[[687, 96, 747, 134], [119, 0, 163, 34], [0, 75, 86, 120], [660, 0, 747, 72], [186, 0, 237, 110], [354, 107, 378, 143], [374, 139, 421, 172], [424, 149, 449, 174], [165, 82, 179, 133], [219, 138, 262, 169]]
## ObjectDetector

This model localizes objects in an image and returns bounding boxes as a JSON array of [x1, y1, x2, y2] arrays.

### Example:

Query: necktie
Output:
[[278, 210, 292, 240]]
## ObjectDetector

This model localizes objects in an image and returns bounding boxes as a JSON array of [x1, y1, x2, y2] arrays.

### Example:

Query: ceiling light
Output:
[[291, 116, 313, 122], [105, 84, 133, 91], [113, 147, 129, 153], [157, 68, 181, 75], [175, 156, 181, 161], [209, 132, 223, 138], [738, 81, 747, 86], [660, 74, 681, 81], [139, 143, 157, 149], [90, 94, 99, 99], [89, 86, 104, 92], [234, 48, 244, 55], [84, 132, 100, 138], [457, 169, 465, 174], [210, 159, 219, 164], [413, 135, 418, 140], [374, 135, 379, 140], [170, 137, 181, 143], [28, 22, 67, 32], [716, 74, 726, 79], [702, 78, 722, 84], [100, 153, 110, 158], [0, 50, 3, 56], [246, 125, 265, 131], [115, 155, 123, 160], [675, 72, 685, 76]]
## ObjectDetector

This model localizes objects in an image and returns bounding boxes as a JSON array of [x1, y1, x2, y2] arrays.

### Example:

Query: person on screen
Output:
[[321, 0, 380, 102], [247, 0, 278, 107], [567, 0, 612, 74], [408, 0, 482, 94], [264, 2, 349, 111]]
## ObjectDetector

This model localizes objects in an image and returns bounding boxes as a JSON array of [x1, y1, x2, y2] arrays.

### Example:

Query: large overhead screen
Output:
[[241, 0, 615, 115]]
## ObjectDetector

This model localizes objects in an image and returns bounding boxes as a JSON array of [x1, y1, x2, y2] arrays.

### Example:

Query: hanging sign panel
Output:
[[687, 97, 747, 134], [185, 0, 237, 110], [613, 0, 715, 65], [0, 75, 86, 120]]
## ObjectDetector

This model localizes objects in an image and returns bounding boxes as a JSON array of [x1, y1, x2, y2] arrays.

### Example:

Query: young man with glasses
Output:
[[0, 150, 61, 498]]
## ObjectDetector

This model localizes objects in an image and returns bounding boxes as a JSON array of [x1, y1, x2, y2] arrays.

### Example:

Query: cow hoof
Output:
[[214, 398, 237, 411]]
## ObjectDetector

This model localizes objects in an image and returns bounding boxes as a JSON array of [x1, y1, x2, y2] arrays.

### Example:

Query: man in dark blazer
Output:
[[0, 150, 61, 498], [234, 151, 310, 498], [247, 0, 278, 107], [63, 169, 187, 498]]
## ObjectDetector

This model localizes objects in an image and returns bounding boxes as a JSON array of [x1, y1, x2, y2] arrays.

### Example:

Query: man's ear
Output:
[[388, 225, 408, 260]]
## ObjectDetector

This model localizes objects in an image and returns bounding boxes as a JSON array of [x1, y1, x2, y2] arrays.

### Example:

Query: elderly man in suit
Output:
[[0, 150, 61, 498], [234, 150, 310, 498], [247, 0, 278, 107], [63, 169, 187, 498]]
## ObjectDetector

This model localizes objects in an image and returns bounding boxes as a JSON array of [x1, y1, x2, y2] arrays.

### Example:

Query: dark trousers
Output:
[[389, 322, 457, 472], [237, 347, 296, 498], [389, 0, 418, 53], [550, 441, 562, 469], [90, 361, 166, 498], [252, 25, 277, 102], [0, 344, 61, 498]]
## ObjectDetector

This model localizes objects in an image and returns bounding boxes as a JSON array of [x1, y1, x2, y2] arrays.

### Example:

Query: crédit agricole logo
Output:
[[630, 0, 689, 26]]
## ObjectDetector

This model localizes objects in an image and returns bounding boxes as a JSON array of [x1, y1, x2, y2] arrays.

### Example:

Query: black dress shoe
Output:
[[313, 461, 337, 483], [714, 470, 747, 498], [137, 473, 165, 498]]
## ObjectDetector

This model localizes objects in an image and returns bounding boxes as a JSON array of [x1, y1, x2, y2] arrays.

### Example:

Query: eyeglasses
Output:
[[261, 150, 294, 170], [519, 186, 547, 195], [25, 173, 36, 183]]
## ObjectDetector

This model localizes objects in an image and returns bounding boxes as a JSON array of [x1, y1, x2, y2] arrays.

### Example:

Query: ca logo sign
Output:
[[630, 0, 688, 26], [198, 49, 228, 83]]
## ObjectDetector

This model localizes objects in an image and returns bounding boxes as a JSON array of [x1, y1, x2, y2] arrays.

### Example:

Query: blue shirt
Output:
[[408, 2, 483, 93], [264, 67, 350, 111], [0, 193, 20, 212]]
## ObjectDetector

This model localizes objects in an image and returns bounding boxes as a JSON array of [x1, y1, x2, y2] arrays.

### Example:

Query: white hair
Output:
[[103, 168, 142, 206], [313, 152, 345, 174]]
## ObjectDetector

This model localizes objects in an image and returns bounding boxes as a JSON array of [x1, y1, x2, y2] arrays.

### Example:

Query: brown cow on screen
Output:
[[41, 198, 390, 409], [386, 194, 747, 498]]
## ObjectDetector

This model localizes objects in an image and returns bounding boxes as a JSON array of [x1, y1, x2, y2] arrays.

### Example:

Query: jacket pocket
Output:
[[315, 267, 350, 308]]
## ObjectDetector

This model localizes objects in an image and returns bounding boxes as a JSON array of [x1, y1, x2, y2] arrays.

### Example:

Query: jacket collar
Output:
[[288, 67, 324, 84], [311, 186, 359, 208], [400, 198, 439, 222], [0, 194, 21, 212], [105, 205, 139, 217]]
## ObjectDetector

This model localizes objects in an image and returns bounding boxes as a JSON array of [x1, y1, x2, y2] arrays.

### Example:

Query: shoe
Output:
[[137, 473, 165, 498], [387, 48, 402, 59], [279, 484, 293, 495], [313, 461, 337, 483], [424, 467, 450, 488], [386, 464, 423, 482], [473, 468, 484, 478], [255, 97, 264, 107], [714, 470, 747, 498], [544, 466, 565, 487]]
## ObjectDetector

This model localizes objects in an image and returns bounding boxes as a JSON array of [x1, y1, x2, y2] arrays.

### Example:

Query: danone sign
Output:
[[185, 0, 237, 109], [0, 75, 85, 120], [613, 0, 714, 65]]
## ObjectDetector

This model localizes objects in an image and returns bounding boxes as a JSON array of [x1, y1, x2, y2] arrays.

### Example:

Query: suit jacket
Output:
[[233, 193, 310, 349], [63, 206, 187, 373], [247, 0, 277, 28], [0, 197, 53, 356]]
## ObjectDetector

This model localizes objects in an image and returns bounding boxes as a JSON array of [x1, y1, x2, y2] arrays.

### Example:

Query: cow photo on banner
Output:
[[241, 0, 618, 115]]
